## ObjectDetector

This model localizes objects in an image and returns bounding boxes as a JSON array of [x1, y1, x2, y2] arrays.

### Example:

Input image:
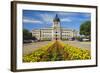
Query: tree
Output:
[[23, 29, 32, 40], [80, 21, 91, 40]]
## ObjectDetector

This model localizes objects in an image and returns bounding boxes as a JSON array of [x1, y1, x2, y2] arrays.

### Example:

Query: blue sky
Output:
[[23, 10, 91, 31]]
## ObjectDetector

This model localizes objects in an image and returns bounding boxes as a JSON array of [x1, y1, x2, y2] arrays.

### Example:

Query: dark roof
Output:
[[53, 14, 60, 22]]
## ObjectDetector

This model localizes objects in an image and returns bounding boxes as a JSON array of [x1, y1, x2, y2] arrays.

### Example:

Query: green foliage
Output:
[[23, 29, 32, 40], [42, 38, 51, 41], [76, 36, 82, 41], [62, 38, 68, 41], [80, 21, 91, 36]]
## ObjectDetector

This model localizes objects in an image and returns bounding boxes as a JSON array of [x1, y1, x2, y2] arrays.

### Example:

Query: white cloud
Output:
[[57, 12, 77, 16], [84, 13, 91, 18], [40, 13, 72, 23], [58, 12, 70, 15], [23, 17, 42, 24], [40, 13, 54, 23], [61, 18, 72, 22]]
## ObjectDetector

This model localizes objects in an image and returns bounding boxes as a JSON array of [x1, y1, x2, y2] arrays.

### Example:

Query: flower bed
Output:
[[23, 41, 91, 62]]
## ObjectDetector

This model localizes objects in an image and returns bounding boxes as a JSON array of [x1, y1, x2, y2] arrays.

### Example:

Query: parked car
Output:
[[23, 40, 33, 43], [82, 38, 89, 41]]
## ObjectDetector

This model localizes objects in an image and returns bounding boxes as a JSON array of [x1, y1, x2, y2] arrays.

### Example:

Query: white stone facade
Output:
[[32, 14, 78, 41]]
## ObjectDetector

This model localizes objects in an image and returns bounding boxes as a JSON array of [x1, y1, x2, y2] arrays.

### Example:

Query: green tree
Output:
[[23, 29, 32, 40], [80, 21, 91, 40]]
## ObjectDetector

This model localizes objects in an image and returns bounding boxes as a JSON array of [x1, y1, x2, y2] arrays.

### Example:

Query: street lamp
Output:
[[55, 30, 57, 41]]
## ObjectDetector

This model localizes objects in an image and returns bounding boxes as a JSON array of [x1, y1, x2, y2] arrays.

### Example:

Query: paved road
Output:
[[63, 41, 91, 50], [23, 41, 51, 56]]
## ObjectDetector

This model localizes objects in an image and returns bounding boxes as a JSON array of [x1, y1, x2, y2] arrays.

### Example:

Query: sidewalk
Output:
[[23, 41, 51, 56], [63, 41, 91, 50]]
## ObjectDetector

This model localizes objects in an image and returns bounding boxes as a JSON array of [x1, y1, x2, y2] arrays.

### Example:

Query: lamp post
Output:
[[55, 29, 57, 41]]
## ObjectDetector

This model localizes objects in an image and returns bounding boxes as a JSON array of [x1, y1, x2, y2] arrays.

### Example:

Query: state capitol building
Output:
[[32, 14, 78, 41]]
